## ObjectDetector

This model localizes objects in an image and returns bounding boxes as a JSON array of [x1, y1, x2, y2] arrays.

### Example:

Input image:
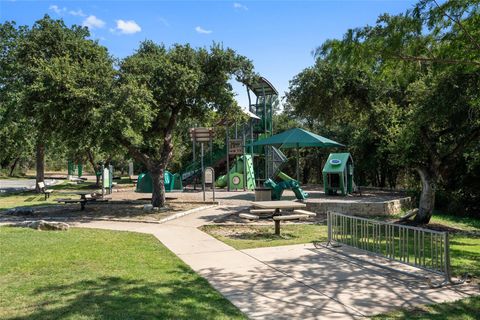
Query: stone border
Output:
[[0, 204, 218, 225]]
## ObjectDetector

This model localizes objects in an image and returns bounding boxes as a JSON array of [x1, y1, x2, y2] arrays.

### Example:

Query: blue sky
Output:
[[0, 0, 417, 107]]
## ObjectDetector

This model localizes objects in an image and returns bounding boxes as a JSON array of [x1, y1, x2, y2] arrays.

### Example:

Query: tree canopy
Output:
[[286, 0, 480, 222]]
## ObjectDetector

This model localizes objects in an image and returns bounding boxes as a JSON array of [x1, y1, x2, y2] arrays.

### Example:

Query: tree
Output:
[[7, 16, 115, 190], [0, 22, 34, 176], [287, 0, 480, 223], [112, 41, 254, 207]]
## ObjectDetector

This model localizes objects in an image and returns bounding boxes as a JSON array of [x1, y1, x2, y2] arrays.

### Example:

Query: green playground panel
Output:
[[136, 171, 182, 193], [322, 152, 354, 196], [215, 154, 256, 190]]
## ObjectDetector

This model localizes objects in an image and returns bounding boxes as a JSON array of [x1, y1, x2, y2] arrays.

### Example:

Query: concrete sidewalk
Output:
[[72, 206, 478, 320]]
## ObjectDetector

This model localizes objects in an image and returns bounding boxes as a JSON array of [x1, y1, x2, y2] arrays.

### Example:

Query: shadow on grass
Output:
[[7, 272, 243, 320], [372, 295, 480, 320], [227, 230, 299, 241]]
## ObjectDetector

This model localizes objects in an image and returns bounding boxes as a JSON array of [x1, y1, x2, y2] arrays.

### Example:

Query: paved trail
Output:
[[70, 206, 478, 320], [0, 179, 57, 193]]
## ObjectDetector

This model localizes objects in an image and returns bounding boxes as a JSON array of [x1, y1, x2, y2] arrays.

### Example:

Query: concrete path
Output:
[[70, 207, 477, 319], [0, 179, 57, 193]]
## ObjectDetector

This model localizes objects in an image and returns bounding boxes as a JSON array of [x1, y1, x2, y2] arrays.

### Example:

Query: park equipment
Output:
[[252, 127, 344, 182], [264, 171, 309, 201], [67, 161, 83, 179], [322, 153, 354, 196], [324, 211, 466, 287], [135, 171, 183, 193], [215, 155, 255, 190]]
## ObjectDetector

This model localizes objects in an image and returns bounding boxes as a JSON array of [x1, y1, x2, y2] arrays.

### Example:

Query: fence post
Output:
[[443, 232, 451, 284], [327, 211, 332, 246]]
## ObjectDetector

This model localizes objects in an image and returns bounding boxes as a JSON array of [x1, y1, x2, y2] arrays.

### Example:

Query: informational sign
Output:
[[204, 167, 214, 184], [190, 127, 214, 142], [229, 139, 243, 155], [202, 167, 215, 202]]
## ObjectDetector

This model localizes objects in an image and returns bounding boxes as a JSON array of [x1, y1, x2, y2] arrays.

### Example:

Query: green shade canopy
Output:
[[252, 128, 344, 149]]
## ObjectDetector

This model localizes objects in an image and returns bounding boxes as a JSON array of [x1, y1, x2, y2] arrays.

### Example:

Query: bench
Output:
[[56, 198, 87, 210], [293, 209, 317, 217], [239, 213, 260, 220], [272, 213, 315, 235], [250, 209, 277, 214], [38, 182, 53, 200]]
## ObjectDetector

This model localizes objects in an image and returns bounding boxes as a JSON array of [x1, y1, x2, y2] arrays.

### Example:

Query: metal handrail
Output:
[[326, 211, 466, 287]]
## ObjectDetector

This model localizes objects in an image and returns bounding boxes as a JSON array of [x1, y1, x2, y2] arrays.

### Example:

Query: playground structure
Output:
[[135, 76, 313, 200], [67, 160, 83, 180], [136, 171, 183, 193], [322, 153, 355, 196]]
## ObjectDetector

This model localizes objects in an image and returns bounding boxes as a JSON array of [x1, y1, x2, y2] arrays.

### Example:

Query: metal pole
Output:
[[193, 136, 196, 190], [201, 143, 205, 202], [212, 169, 216, 202], [243, 125, 247, 191], [296, 144, 300, 182], [226, 125, 230, 192]]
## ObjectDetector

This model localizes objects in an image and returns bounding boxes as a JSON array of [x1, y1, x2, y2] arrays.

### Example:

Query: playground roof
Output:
[[252, 128, 345, 149], [322, 153, 353, 173], [247, 77, 278, 96]]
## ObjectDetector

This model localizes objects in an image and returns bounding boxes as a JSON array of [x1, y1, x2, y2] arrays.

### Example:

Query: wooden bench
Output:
[[293, 209, 317, 217], [272, 213, 315, 235], [37, 182, 53, 200], [239, 213, 260, 220]]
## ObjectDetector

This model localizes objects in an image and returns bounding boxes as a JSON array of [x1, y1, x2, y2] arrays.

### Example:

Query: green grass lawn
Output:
[[202, 219, 479, 278], [372, 295, 480, 320], [0, 181, 99, 211], [201, 224, 328, 250], [0, 227, 245, 320]]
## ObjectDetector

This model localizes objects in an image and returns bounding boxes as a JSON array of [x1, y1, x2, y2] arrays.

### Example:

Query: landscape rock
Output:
[[143, 204, 153, 211], [17, 220, 69, 231]]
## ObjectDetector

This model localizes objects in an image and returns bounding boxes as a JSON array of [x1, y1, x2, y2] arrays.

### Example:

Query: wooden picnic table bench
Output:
[[56, 192, 108, 210], [245, 201, 316, 235]]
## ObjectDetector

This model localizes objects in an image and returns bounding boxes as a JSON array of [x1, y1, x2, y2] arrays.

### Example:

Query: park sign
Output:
[[190, 127, 214, 142]]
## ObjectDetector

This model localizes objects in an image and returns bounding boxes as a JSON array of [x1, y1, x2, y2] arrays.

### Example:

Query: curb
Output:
[[0, 204, 218, 225]]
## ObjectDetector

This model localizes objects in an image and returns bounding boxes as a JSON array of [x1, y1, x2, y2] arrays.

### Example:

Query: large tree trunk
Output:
[[414, 167, 436, 224], [87, 150, 101, 187], [9, 157, 20, 177], [150, 166, 166, 208], [35, 142, 45, 192]]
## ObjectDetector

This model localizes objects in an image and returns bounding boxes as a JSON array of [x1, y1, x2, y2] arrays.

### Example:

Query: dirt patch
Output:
[[1, 201, 204, 222]]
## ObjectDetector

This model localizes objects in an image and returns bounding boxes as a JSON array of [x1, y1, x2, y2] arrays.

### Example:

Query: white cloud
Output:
[[195, 26, 212, 34], [82, 15, 106, 30], [49, 5, 66, 15], [69, 9, 86, 17], [233, 2, 248, 10], [114, 20, 142, 34]]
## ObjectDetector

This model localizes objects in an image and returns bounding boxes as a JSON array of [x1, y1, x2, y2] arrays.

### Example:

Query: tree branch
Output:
[[432, 0, 480, 52], [117, 136, 152, 169], [395, 54, 480, 66]]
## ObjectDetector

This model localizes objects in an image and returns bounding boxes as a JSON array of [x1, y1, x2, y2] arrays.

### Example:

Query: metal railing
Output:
[[326, 211, 465, 287]]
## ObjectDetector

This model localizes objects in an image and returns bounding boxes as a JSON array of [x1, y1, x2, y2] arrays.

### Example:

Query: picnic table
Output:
[[56, 191, 107, 210], [246, 201, 315, 235]]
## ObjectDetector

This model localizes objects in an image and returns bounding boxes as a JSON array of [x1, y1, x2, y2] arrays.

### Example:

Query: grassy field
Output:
[[201, 223, 328, 250], [202, 216, 479, 278], [0, 227, 245, 320], [372, 295, 480, 320], [0, 181, 98, 211]]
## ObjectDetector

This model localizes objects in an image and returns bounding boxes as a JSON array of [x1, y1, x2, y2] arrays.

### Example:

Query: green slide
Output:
[[264, 171, 309, 200], [215, 155, 256, 190]]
